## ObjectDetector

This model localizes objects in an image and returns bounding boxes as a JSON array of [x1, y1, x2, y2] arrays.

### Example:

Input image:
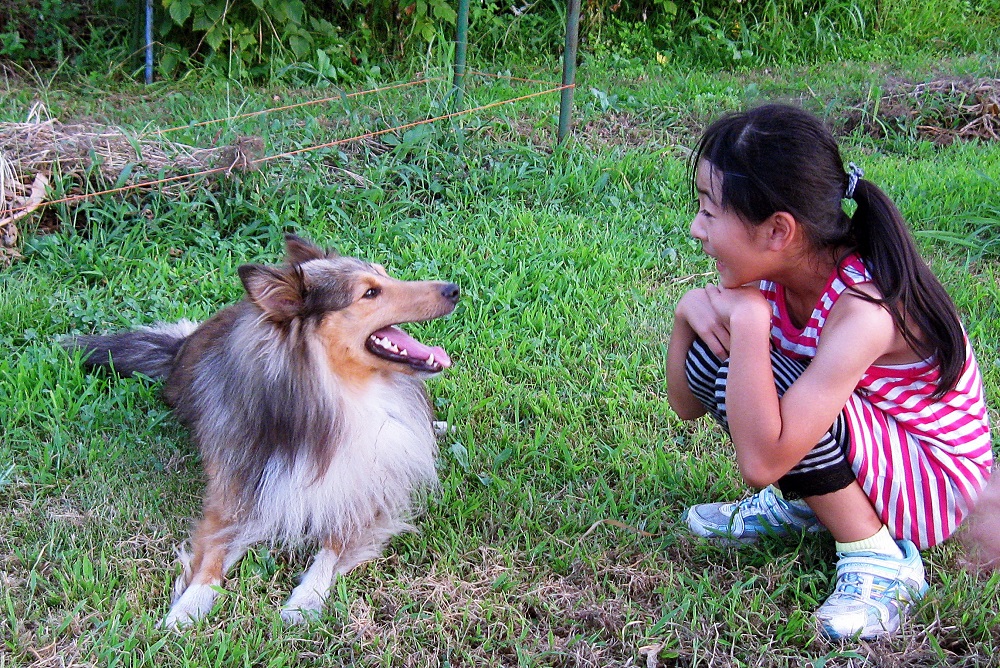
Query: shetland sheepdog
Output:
[[64, 234, 460, 628]]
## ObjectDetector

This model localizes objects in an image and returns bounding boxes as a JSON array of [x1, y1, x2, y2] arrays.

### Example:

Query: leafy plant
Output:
[[159, 0, 335, 78], [0, 0, 132, 70], [157, 0, 459, 80]]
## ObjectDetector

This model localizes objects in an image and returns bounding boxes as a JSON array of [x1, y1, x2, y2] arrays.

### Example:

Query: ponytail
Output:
[[848, 179, 966, 397]]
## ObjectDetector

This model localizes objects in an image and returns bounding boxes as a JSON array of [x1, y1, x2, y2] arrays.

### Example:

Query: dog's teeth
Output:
[[426, 353, 435, 367], [400, 349, 408, 356]]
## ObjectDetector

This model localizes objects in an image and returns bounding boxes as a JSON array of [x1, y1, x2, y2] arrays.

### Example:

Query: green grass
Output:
[[2, 44, 1000, 668]]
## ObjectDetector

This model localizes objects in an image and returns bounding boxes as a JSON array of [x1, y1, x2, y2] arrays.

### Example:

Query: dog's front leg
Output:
[[281, 516, 399, 624], [160, 497, 239, 630], [280, 537, 344, 624]]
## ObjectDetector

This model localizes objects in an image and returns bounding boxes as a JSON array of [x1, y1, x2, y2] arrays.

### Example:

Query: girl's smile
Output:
[[691, 160, 769, 289]]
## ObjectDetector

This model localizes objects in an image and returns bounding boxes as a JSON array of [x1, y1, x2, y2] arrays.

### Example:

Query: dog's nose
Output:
[[441, 283, 460, 304]]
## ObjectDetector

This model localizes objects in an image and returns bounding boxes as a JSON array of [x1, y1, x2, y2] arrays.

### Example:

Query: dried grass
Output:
[[879, 77, 1000, 143], [0, 119, 263, 188], [0, 109, 263, 265]]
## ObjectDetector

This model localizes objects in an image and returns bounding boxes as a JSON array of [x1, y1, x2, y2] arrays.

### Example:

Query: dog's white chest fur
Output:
[[247, 377, 438, 547]]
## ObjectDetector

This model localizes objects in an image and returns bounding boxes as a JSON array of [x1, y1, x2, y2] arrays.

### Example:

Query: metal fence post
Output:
[[453, 0, 471, 107], [557, 0, 581, 143], [144, 0, 154, 84]]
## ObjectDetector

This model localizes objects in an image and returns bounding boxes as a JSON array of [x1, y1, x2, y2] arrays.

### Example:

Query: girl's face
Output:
[[691, 160, 769, 288]]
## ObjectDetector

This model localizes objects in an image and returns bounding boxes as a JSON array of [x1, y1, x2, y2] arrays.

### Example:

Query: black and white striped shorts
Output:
[[684, 337, 857, 499]]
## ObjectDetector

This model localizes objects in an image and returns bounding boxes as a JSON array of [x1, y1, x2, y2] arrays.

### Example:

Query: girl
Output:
[[667, 103, 993, 640]]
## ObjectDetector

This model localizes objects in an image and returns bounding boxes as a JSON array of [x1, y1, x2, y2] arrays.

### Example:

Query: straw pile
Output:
[[881, 77, 1000, 143], [0, 114, 262, 266], [0, 150, 45, 265]]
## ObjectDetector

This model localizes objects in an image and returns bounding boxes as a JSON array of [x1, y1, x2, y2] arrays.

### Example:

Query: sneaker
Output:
[[682, 485, 825, 544], [816, 539, 928, 640]]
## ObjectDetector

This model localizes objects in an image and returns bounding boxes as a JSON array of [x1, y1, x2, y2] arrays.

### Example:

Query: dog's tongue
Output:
[[375, 325, 451, 368]]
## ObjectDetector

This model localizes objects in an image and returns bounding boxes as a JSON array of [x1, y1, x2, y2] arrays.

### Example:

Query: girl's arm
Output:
[[717, 287, 896, 487], [667, 288, 732, 421], [666, 310, 707, 420]]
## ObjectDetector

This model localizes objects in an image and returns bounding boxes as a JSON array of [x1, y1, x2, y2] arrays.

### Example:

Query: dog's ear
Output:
[[239, 263, 305, 323], [284, 233, 338, 265]]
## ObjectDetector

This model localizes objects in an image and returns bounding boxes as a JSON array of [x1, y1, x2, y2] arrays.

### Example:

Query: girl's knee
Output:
[[684, 338, 728, 421], [685, 337, 725, 382]]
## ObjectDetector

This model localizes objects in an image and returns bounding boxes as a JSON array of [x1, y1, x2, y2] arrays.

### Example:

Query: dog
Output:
[[64, 234, 460, 628], [960, 470, 1000, 570]]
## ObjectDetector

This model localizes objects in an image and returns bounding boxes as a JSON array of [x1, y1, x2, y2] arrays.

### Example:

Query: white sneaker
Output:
[[683, 486, 825, 545], [816, 539, 928, 640]]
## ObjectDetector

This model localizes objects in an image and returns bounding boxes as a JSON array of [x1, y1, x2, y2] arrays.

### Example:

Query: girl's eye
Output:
[[700, 209, 713, 219], [363, 287, 381, 299]]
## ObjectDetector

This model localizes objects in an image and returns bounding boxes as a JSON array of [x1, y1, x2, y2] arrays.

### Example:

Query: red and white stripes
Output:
[[761, 255, 993, 549]]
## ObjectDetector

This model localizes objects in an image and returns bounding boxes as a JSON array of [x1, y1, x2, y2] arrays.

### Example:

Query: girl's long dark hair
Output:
[[691, 103, 965, 396]]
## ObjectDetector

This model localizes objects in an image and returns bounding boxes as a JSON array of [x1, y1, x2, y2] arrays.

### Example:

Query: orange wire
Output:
[[257, 84, 570, 163], [148, 77, 442, 137], [6, 83, 572, 216]]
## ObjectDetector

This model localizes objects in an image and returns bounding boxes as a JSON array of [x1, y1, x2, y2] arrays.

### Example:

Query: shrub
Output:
[[578, 0, 1000, 69], [156, 0, 460, 81], [0, 0, 134, 72]]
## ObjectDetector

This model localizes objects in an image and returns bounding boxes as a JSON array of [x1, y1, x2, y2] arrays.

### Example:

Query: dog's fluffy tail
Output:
[[63, 320, 198, 379], [960, 469, 1000, 570]]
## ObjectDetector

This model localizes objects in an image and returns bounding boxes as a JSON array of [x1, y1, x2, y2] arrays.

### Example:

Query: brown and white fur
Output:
[[64, 234, 460, 628]]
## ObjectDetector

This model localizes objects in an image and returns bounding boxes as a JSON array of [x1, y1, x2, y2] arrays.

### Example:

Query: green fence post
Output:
[[557, 0, 581, 143], [453, 0, 471, 108]]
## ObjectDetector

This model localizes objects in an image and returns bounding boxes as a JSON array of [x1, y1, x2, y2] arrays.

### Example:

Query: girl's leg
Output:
[[684, 338, 864, 541], [685, 338, 855, 494], [682, 338, 927, 640], [802, 482, 884, 543]]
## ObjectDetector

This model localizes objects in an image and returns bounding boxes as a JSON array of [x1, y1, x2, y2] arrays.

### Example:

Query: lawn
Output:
[[1, 47, 999, 667]]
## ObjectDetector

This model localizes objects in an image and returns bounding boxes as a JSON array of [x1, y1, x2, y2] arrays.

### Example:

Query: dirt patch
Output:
[[577, 112, 676, 149]]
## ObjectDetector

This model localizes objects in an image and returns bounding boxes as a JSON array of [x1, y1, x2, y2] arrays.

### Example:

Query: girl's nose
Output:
[[690, 215, 705, 240]]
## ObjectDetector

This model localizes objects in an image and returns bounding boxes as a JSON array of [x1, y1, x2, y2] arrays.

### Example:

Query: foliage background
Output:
[[3, 0, 1000, 82]]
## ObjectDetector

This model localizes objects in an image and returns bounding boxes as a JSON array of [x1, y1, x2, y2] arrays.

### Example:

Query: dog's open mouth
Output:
[[366, 325, 452, 372]]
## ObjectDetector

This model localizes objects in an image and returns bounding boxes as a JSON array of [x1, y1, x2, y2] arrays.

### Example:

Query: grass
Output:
[[2, 43, 1000, 668]]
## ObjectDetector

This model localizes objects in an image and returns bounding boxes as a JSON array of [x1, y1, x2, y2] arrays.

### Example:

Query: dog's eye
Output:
[[362, 287, 381, 299]]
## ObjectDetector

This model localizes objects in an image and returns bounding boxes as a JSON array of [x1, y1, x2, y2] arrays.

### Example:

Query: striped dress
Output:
[[760, 254, 993, 548]]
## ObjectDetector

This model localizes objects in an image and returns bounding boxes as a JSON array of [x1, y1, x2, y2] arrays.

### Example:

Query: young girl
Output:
[[667, 103, 993, 640]]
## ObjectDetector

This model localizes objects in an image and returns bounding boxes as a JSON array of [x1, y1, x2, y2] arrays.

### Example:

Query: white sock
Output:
[[835, 525, 903, 558]]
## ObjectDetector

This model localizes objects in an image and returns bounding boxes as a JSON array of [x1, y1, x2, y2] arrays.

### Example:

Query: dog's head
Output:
[[237, 234, 459, 382]]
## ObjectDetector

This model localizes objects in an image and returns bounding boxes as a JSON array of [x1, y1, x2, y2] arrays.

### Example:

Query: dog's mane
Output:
[[176, 302, 347, 500]]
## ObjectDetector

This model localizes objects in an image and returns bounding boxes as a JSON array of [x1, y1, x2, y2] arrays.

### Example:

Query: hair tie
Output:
[[845, 162, 864, 200]]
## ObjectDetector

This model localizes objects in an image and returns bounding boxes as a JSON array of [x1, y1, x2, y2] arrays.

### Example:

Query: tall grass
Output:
[[5, 0, 1000, 84], [580, 0, 1000, 71]]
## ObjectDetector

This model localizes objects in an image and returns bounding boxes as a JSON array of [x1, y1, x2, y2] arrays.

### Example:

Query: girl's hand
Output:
[[676, 287, 731, 358], [704, 283, 771, 329]]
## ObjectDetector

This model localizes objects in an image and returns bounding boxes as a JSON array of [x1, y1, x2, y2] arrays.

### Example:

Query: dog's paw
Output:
[[432, 420, 456, 438], [279, 605, 323, 626], [159, 583, 219, 631], [281, 587, 326, 625], [170, 545, 194, 603]]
